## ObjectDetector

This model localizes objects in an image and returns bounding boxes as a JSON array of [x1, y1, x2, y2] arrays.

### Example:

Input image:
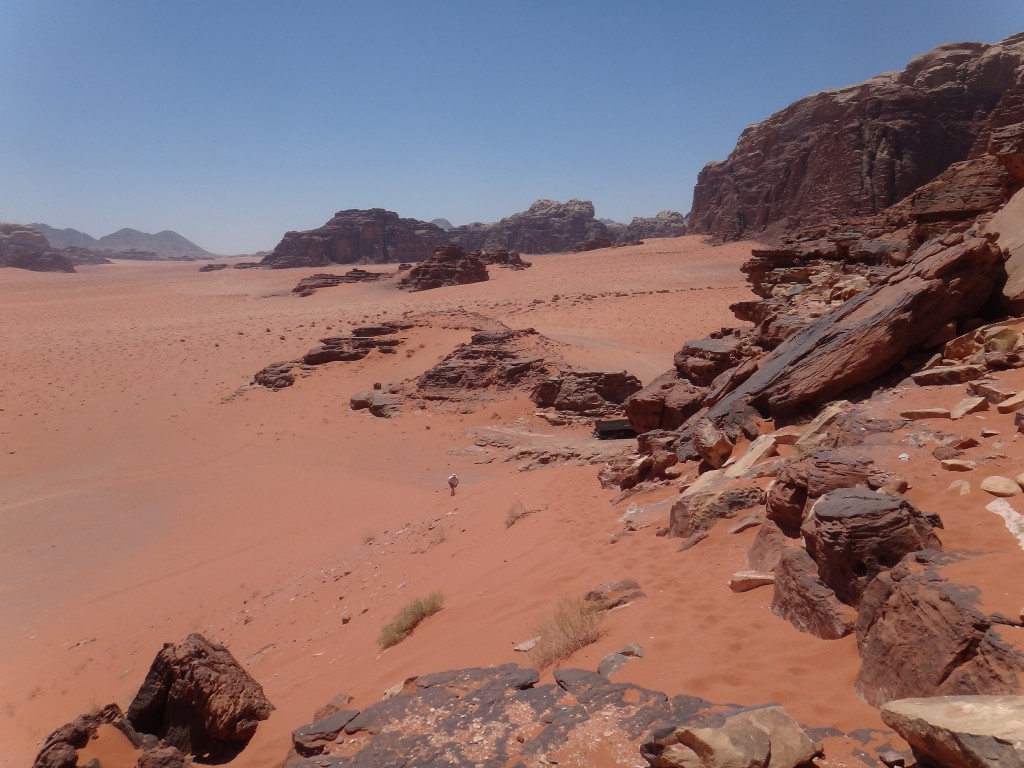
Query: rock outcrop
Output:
[[689, 34, 1024, 242], [291, 269, 385, 297], [0, 224, 76, 272], [262, 209, 447, 268], [616, 210, 687, 243], [397, 244, 489, 291], [855, 552, 1024, 706], [416, 328, 560, 400], [281, 664, 829, 768], [881, 695, 1024, 768], [127, 633, 273, 761], [530, 369, 642, 418], [448, 199, 610, 254]]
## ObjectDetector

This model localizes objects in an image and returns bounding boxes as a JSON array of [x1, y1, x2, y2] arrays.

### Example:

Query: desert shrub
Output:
[[529, 594, 604, 669], [377, 591, 445, 649]]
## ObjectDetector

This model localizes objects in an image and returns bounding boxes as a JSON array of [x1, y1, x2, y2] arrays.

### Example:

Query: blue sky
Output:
[[1, 1, 1021, 254]]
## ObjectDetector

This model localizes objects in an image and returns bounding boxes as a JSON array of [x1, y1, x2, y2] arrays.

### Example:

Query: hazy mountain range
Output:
[[30, 224, 214, 258]]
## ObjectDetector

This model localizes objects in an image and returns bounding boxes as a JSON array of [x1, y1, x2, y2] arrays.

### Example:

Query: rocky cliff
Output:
[[0, 224, 76, 272], [448, 199, 611, 254], [261, 209, 447, 268], [689, 33, 1024, 242]]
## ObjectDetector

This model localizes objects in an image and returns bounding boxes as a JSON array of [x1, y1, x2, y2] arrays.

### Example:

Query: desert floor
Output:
[[1, 237, 914, 766]]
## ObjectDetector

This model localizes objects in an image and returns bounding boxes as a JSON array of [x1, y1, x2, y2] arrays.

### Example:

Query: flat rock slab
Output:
[[981, 476, 1022, 497], [881, 695, 1024, 768]]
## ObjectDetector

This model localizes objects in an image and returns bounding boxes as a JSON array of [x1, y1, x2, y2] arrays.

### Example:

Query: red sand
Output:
[[0, 236, 968, 767]]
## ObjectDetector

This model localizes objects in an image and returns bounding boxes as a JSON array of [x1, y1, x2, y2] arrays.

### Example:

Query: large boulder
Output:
[[881, 695, 1024, 768], [623, 371, 706, 434], [262, 209, 447, 268], [448, 199, 610, 254], [615, 210, 687, 243], [688, 34, 1024, 242], [801, 488, 942, 605], [126, 633, 273, 761], [770, 546, 857, 640], [855, 552, 1024, 706], [0, 223, 76, 273]]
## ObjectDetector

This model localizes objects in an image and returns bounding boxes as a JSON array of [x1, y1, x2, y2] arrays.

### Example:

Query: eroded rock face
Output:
[[448, 199, 610, 254], [801, 488, 942, 605], [32, 704, 146, 768], [262, 209, 447, 268], [617, 210, 687, 242], [0, 223, 76, 273], [856, 552, 1024, 706], [881, 695, 1024, 768], [127, 633, 273, 761], [397, 244, 489, 291], [689, 34, 1024, 242], [623, 372, 706, 436], [416, 328, 561, 400], [706, 232, 1003, 427], [530, 369, 642, 417], [770, 546, 857, 640]]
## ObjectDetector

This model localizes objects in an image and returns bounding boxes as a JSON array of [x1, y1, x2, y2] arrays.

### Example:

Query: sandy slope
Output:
[[2, 237, 891, 767]]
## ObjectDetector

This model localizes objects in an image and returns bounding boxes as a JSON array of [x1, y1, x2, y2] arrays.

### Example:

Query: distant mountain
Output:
[[30, 223, 213, 259], [430, 218, 454, 231], [29, 224, 98, 249]]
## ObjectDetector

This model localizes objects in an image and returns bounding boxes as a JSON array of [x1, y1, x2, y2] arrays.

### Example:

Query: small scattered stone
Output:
[[981, 428, 1000, 438], [950, 396, 988, 420], [899, 408, 951, 420], [980, 475, 1021, 497], [728, 571, 776, 593], [940, 459, 977, 472], [996, 390, 1024, 413]]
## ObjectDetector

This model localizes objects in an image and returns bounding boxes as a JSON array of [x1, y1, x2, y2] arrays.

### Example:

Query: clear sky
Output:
[[1, 1, 1021, 254]]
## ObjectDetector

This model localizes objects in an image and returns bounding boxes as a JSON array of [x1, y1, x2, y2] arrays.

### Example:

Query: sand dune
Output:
[[1, 238, 895, 767]]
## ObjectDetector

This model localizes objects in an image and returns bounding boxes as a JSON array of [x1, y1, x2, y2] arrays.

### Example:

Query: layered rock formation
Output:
[[448, 199, 611, 254], [689, 34, 1024, 242], [262, 209, 447, 268], [397, 244, 489, 291], [281, 664, 832, 768], [0, 223, 76, 272]]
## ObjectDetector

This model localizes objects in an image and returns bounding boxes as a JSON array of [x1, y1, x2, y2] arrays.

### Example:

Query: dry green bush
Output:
[[377, 591, 445, 649], [529, 594, 604, 669]]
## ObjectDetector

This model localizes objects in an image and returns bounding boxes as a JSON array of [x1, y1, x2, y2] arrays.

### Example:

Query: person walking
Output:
[[447, 473, 459, 496]]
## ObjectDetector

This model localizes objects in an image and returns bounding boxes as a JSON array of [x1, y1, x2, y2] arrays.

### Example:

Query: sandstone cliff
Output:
[[0, 224, 76, 272], [689, 33, 1024, 242], [448, 199, 611, 254], [261, 209, 448, 268]]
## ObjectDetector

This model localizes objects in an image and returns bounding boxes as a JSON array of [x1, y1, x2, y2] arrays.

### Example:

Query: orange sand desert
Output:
[[1, 237, 950, 766]]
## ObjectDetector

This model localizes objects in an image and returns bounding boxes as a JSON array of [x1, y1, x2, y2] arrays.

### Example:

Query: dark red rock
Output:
[[855, 551, 1024, 706], [801, 488, 942, 605], [448, 199, 610, 254], [472, 249, 532, 270], [704, 233, 1003, 426], [262, 209, 446, 268], [530, 369, 642, 417], [616, 211, 687, 242], [416, 328, 560, 400], [32, 704, 144, 768], [126, 633, 273, 761], [198, 263, 228, 272], [573, 237, 613, 252], [689, 36, 1024, 242], [397, 243, 489, 291], [623, 371, 706, 434], [0, 224, 76, 273], [252, 361, 296, 390], [291, 269, 385, 296], [770, 547, 857, 640]]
